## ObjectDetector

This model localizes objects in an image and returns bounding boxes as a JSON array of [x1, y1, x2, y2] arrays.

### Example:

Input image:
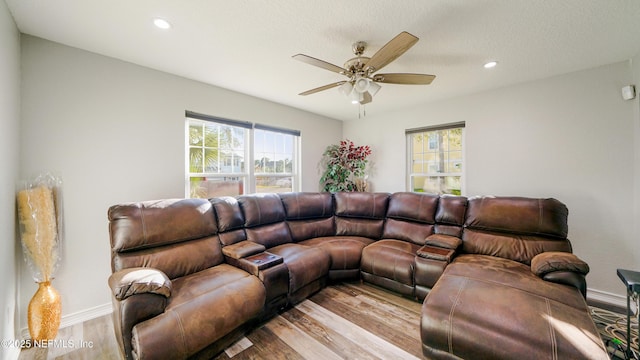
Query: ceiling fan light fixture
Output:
[[368, 81, 381, 96], [354, 76, 370, 93], [339, 81, 354, 97]]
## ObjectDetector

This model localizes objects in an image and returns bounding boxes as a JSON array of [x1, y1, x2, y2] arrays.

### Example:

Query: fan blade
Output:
[[360, 91, 373, 105], [293, 54, 348, 74], [299, 81, 346, 96], [373, 73, 435, 85], [364, 31, 419, 73]]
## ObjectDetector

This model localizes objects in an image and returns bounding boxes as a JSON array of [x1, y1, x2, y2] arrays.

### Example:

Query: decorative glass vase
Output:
[[28, 281, 61, 341]]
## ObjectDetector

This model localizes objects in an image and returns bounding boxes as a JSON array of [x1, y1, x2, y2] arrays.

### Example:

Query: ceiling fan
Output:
[[293, 31, 435, 105]]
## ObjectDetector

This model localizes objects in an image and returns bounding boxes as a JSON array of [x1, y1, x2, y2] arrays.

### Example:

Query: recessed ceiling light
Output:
[[153, 18, 171, 30], [484, 61, 498, 69]]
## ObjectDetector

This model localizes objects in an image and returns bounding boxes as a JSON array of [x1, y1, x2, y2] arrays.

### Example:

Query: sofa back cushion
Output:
[[280, 192, 335, 241], [239, 193, 292, 248], [434, 195, 467, 237], [239, 193, 286, 226], [108, 199, 223, 279], [462, 196, 572, 264], [280, 192, 333, 219], [210, 197, 247, 246], [382, 192, 438, 244], [334, 192, 389, 239]]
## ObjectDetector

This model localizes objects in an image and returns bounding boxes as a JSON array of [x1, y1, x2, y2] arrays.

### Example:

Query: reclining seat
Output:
[[238, 193, 330, 305], [361, 192, 437, 297], [210, 196, 289, 316], [107, 199, 266, 360], [280, 192, 374, 282]]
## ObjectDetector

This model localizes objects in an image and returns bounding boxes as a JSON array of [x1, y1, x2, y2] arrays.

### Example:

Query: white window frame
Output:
[[406, 122, 465, 195], [185, 111, 301, 197], [252, 126, 301, 194]]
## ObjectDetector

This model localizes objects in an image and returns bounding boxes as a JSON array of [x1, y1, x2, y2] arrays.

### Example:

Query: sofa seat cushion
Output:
[[421, 255, 607, 359], [268, 243, 330, 294], [361, 239, 421, 289], [298, 236, 374, 271], [131, 264, 265, 359]]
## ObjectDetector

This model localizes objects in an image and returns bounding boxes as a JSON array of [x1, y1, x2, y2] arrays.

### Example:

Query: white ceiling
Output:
[[6, 0, 640, 121]]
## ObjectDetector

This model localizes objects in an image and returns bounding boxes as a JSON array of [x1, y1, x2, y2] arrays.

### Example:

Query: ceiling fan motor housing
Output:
[[344, 57, 369, 74]]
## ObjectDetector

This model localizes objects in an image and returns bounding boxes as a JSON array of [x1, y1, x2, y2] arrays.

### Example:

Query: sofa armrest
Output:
[[108, 267, 172, 301], [425, 234, 462, 251], [108, 267, 171, 359], [222, 240, 266, 260], [531, 252, 590, 277], [531, 252, 590, 298], [417, 245, 456, 263], [415, 245, 456, 297], [237, 252, 284, 276]]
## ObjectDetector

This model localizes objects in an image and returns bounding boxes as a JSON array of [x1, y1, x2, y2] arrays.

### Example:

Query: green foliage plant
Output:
[[320, 139, 372, 192]]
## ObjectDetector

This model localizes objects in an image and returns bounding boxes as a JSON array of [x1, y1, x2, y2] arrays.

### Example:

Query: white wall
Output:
[[19, 35, 342, 331], [345, 61, 638, 300], [0, 0, 21, 358]]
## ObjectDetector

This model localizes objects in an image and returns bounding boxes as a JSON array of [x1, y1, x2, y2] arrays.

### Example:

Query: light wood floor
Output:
[[18, 308, 122, 359], [19, 282, 423, 360]]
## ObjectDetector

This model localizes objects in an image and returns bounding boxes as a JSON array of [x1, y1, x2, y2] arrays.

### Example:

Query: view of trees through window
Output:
[[254, 129, 295, 193], [187, 115, 299, 198], [188, 120, 246, 198], [408, 125, 463, 195]]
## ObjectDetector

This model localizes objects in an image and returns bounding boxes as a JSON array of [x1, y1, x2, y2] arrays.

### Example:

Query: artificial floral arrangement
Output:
[[320, 139, 372, 192], [16, 173, 64, 341]]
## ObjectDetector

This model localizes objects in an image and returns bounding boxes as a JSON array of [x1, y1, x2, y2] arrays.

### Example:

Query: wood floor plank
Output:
[[80, 313, 121, 359], [309, 290, 423, 356], [219, 325, 305, 360], [265, 315, 343, 360], [296, 300, 421, 360], [280, 308, 379, 360], [338, 282, 423, 315], [317, 286, 422, 341], [222, 337, 253, 358]]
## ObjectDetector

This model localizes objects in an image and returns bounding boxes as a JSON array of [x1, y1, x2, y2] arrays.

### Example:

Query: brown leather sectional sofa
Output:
[[107, 192, 608, 359]]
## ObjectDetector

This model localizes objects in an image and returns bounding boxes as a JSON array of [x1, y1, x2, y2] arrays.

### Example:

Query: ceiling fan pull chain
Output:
[[357, 104, 366, 119]]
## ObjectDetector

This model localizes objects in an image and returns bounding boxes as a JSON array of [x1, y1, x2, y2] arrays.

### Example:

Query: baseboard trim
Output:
[[20, 302, 112, 339], [587, 288, 627, 310]]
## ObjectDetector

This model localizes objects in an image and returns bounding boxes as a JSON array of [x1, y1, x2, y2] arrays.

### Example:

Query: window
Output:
[[254, 126, 296, 194], [186, 111, 300, 198], [406, 122, 464, 195]]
